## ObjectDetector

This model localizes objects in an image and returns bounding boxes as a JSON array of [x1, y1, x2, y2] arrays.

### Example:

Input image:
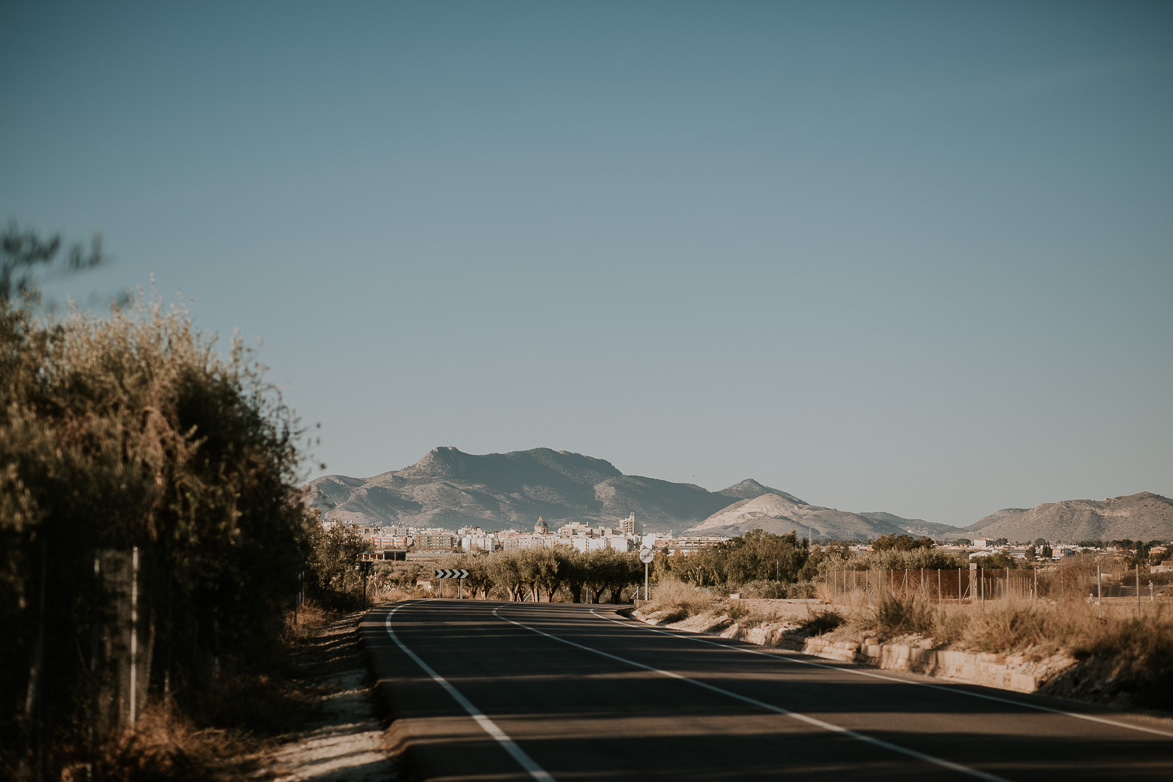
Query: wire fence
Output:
[[822, 564, 1169, 606]]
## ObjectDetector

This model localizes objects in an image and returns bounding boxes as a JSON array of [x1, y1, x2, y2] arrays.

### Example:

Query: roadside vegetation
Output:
[[0, 227, 370, 780], [636, 549, 1173, 711], [363, 545, 646, 604]]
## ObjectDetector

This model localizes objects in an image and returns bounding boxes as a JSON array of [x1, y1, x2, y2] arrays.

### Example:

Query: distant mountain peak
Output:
[[406, 445, 471, 478], [718, 479, 806, 505]]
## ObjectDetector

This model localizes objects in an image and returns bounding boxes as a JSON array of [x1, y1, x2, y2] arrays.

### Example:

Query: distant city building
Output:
[[503, 533, 561, 551], [620, 513, 637, 536], [461, 530, 498, 552], [570, 536, 633, 553], [418, 532, 456, 551], [655, 536, 728, 556], [534, 516, 549, 535], [558, 521, 594, 538]]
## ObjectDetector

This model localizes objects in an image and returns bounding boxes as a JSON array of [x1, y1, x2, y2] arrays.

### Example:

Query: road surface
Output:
[[362, 600, 1173, 781]]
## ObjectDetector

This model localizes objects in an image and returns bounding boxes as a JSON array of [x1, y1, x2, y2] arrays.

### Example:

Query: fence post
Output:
[[1097, 563, 1102, 620], [23, 536, 48, 778], [129, 546, 139, 727], [1136, 563, 1141, 618]]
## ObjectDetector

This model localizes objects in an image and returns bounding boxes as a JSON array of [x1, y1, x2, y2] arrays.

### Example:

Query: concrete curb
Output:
[[636, 611, 1076, 695]]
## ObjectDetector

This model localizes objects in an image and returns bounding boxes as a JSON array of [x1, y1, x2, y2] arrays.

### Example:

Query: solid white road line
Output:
[[495, 606, 1009, 782], [383, 602, 555, 782], [589, 608, 1173, 740]]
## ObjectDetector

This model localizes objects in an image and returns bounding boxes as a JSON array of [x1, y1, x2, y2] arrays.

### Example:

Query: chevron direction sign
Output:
[[434, 569, 469, 579]]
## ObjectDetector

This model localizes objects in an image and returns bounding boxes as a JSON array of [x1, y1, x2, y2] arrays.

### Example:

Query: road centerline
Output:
[[493, 605, 1008, 782]]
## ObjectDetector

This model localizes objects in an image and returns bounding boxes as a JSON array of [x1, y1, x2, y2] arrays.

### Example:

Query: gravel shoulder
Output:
[[251, 611, 398, 782]]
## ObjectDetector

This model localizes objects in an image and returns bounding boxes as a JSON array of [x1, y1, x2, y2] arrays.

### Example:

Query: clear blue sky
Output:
[[3, 1, 1170, 526]]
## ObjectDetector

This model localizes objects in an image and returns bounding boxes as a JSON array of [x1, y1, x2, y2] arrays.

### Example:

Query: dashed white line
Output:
[[495, 605, 1009, 782]]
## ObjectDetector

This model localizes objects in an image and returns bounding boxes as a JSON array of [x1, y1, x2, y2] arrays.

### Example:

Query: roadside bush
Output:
[[799, 610, 845, 636], [873, 595, 935, 635], [738, 579, 790, 599], [962, 602, 1053, 654], [820, 548, 965, 577], [646, 579, 715, 623], [1, 285, 314, 778]]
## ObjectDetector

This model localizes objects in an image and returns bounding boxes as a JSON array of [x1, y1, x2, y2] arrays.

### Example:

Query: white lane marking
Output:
[[384, 602, 555, 782], [589, 609, 1173, 741], [495, 606, 1008, 782]]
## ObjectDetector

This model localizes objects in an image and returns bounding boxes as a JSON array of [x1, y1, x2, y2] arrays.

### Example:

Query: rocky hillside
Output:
[[307, 447, 748, 533], [717, 479, 806, 505], [304, 447, 1172, 543], [859, 512, 963, 540], [690, 494, 908, 541], [964, 492, 1173, 543]]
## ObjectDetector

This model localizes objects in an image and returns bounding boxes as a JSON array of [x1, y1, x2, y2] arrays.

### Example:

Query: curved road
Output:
[[361, 600, 1173, 781]]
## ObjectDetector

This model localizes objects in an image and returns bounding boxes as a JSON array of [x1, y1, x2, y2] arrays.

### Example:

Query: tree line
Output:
[[397, 546, 646, 603]]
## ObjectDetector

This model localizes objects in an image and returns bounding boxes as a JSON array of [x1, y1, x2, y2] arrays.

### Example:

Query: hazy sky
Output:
[[3, 1, 1171, 526]]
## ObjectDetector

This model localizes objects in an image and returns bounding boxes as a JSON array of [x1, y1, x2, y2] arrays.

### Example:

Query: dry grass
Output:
[[826, 592, 1173, 709], [646, 579, 717, 623], [92, 706, 259, 782], [725, 601, 785, 629], [641, 577, 1173, 710], [72, 600, 352, 782]]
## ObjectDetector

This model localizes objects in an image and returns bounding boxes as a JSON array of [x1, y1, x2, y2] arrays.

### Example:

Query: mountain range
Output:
[[304, 447, 1172, 543]]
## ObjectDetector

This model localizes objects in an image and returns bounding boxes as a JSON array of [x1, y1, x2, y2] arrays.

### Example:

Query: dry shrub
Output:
[[873, 594, 935, 635], [286, 600, 335, 641], [1057, 608, 1173, 710], [192, 667, 318, 736], [799, 610, 845, 636], [962, 601, 1055, 654], [1076, 610, 1173, 664], [725, 600, 749, 622], [931, 606, 971, 646], [647, 579, 715, 623], [98, 706, 257, 782]]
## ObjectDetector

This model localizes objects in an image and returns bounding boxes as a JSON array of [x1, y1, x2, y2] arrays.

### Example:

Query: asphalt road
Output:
[[362, 600, 1173, 781]]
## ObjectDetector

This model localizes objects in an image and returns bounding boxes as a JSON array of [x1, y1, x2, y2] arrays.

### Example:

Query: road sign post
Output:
[[434, 569, 470, 599], [639, 548, 654, 601]]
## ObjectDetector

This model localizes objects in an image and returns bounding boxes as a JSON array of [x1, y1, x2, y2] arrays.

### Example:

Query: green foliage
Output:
[[872, 533, 935, 551], [820, 547, 965, 576], [1, 222, 107, 304], [435, 545, 639, 603], [800, 542, 851, 581], [973, 552, 1019, 569], [658, 529, 811, 590], [305, 518, 369, 608]]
